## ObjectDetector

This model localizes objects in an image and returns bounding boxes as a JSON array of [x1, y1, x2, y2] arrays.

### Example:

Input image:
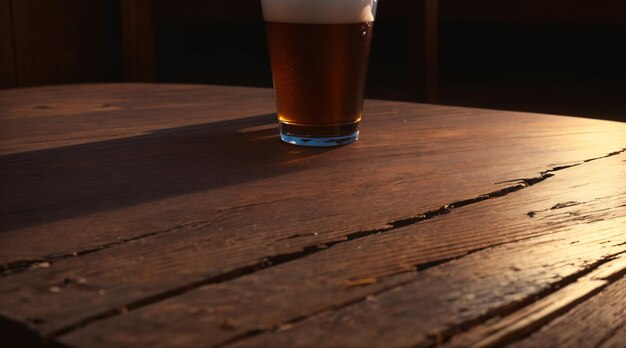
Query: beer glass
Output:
[[261, 0, 378, 147]]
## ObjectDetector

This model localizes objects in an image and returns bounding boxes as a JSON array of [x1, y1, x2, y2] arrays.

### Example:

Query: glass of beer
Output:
[[261, 0, 378, 147]]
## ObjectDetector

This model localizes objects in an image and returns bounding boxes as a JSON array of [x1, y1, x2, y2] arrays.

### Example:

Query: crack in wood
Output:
[[209, 239, 548, 348], [207, 251, 626, 348], [527, 200, 587, 217], [5, 148, 624, 278], [208, 281, 418, 348], [281, 176, 552, 242], [5, 148, 626, 343], [440, 253, 626, 348], [44, 173, 554, 340], [584, 148, 626, 162], [214, 198, 289, 214], [1, 220, 220, 277], [539, 147, 625, 176]]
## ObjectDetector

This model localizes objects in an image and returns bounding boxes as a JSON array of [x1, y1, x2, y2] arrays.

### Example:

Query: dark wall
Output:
[[440, 0, 626, 24], [150, 0, 415, 101], [0, 0, 422, 100], [0, 0, 17, 88], [0, 0, 122, 87], [152, 0, 270, 88], [438, 0, 626, 121]]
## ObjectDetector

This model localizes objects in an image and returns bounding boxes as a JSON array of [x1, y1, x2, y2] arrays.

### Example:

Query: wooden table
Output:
[[1, 84, 625, 348]]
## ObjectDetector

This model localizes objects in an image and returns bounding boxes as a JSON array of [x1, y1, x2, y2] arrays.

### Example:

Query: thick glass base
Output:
[[280, 131, 359, 147], [279, 120, 360, 147]]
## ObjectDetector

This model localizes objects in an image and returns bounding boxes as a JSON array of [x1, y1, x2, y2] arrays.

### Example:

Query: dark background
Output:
[[1, 0, 625, 121]]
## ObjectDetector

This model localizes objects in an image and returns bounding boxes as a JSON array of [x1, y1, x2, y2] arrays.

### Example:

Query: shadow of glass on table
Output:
[[0, 113, 338, 232]]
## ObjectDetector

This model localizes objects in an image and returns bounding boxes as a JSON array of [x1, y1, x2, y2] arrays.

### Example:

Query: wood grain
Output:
[[1, 84, 625, 346], [222, 230, 626, 348], [599, 324, 626, 348], [216, 229, 626, 347], [1, 84, 624, 265], [509, 274, 626, 348], [55, 152, 626, 347], [445, 258, 626, 347]]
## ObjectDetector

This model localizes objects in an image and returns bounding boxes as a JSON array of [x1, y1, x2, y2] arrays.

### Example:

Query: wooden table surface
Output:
[[0, 84, 625, 348]]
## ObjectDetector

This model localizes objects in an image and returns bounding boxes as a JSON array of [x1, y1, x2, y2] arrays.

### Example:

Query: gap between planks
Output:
[[211, 252, 626, 348], [5, 148, 626, 342], [212, 251, 626, 348], [443, 254, 626, 348], [4, 147, 624, 277]]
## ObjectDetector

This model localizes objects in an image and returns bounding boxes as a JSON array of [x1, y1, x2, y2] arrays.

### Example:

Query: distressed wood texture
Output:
[[508, 275, 626, 348], [61, 148, 626, 348], [0, 84, 625, 347]]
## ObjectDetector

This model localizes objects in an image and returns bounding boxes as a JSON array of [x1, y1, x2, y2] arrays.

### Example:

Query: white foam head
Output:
[[261, 0, 378, 24]]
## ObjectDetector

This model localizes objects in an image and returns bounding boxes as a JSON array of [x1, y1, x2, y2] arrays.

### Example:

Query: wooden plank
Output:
[[55, 153, 626, 347], [54, 153, 626, 346], [1, 145, 622, 345], [508, 274, 626, 348], [121, 0, 156, 81], [214, 230, 626, 348], [1, 84, 625, 267], [0, 85, 624, 338], [60, 203, 626, 345], [599, 324, 626, 348], [219, 242, 624, 347], [445, 258, 626, 347], [407, 0, 438, 102], [0, 84, 625, 344], [0, 0, 17, 88]]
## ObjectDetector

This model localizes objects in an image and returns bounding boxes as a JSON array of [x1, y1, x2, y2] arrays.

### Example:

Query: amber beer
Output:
[[261, 0, 378, 146]]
